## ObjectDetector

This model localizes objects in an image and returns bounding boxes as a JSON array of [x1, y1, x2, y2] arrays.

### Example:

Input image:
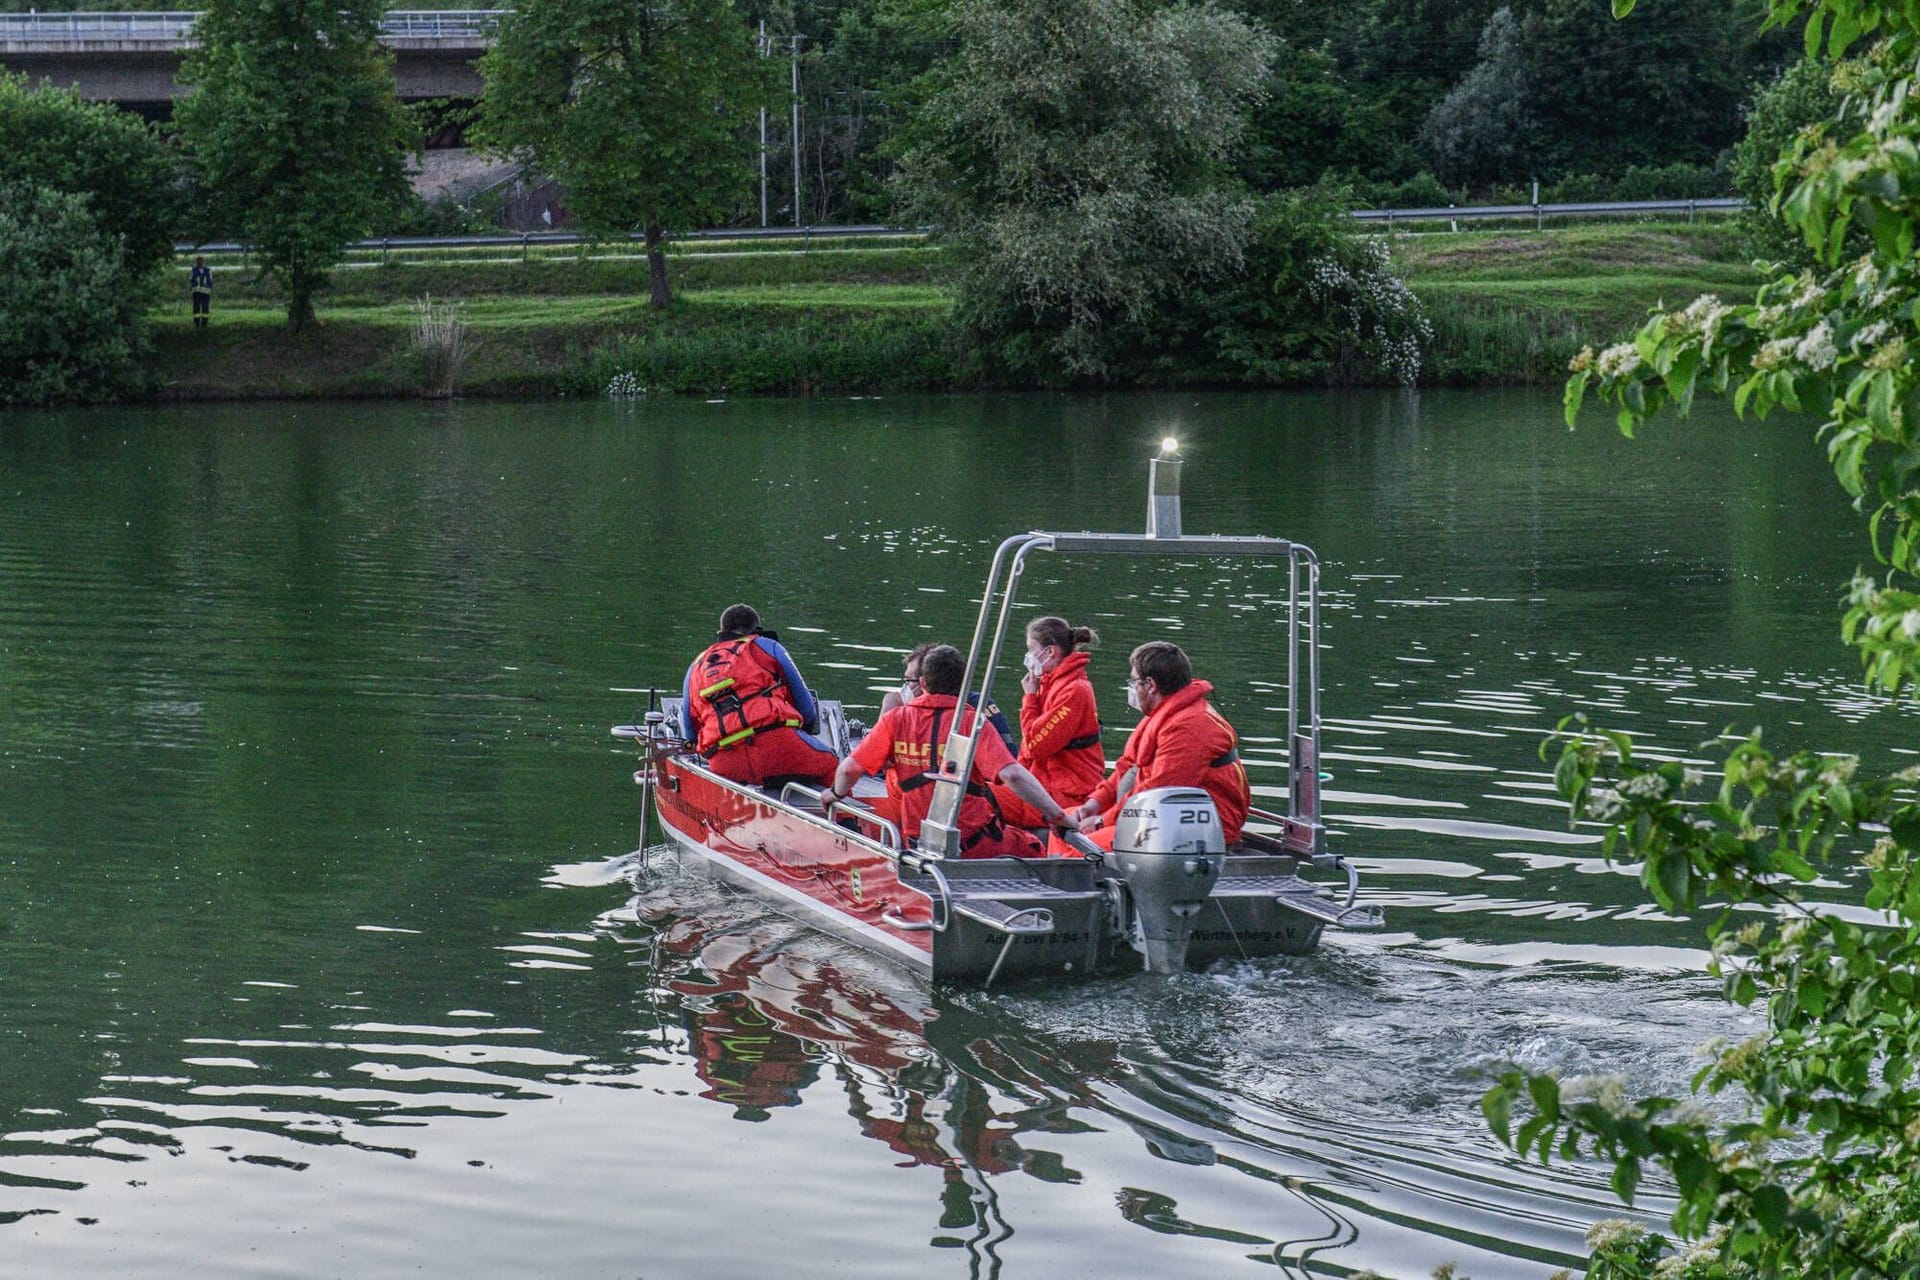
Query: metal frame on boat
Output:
[[614, 442, 1382, 985]]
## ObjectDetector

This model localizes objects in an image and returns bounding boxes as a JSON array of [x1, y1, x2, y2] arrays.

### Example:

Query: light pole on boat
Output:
[[1147, 436, 1182, 539]]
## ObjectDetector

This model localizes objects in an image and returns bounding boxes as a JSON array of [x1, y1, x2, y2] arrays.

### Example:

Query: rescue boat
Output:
[[613, 441, 1384, 985]]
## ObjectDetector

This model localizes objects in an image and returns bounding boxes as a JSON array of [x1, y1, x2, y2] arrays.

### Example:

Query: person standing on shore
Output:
[[189, 257, 213, 329]]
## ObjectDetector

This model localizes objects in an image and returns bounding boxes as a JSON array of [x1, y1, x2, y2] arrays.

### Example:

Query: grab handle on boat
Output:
[[882, 859, 951, 934], [1055, 829, 1105, 865], [779, 782, 904, 851], [1338, 855, 1360, 911]]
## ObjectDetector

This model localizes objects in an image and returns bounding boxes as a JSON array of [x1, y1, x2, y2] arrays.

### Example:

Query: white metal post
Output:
[[758, 20, 768, 227], [790, 35, 802, 228]]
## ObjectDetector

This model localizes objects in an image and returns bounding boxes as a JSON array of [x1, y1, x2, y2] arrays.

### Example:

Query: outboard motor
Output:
[[1109, 787, 1225, 973]]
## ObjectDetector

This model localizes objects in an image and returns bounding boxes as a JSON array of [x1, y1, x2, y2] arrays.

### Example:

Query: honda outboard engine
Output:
[[1109, 787, 1226, 973]]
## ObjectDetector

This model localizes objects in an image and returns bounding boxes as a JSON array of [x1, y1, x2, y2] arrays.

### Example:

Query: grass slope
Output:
[[146, 222, 1764, 399], [1395, 224, 1759, 383]]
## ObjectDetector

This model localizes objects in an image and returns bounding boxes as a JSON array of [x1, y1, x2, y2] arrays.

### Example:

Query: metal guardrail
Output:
[[1351, 197, 1745, 227], [172, 202, 1743, 257], [174, 224, 920, 256], [0, 9, 501, 43]]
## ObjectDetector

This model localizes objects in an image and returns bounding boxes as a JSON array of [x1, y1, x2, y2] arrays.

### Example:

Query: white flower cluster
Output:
[[1672, 293, 1732, 343], [1795, 321, 1839, 371], [1587, 786, 1626, 822], [606, 370, 649, 398], [1853, 320, 1891, 350], [1304, 245, 1432, 385], [1620, 771, 1671, 801], [1585, 1218, 1646, 1250], [1596, 343, 1641, 378], [1752, 337, 1799, 370]]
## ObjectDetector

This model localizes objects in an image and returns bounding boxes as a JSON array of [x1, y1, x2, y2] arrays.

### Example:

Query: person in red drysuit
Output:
[[1072, 641, 1249, 850], [1017, 615, 1106, 809], [830, 644, 1076, 858]]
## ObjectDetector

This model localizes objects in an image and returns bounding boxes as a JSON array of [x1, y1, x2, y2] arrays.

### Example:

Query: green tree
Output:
[[1421, 0, 1759, 188], [475, 0, 767, 308], [1199, 189, 1432, 385], [0, 182, 145, 406], [1732, 55, 1846, 265], [175, 0, 415, 331], [0, 74, 177, 277], [893, 0, 1274, 381], [1486, 0, 1920, 1275]]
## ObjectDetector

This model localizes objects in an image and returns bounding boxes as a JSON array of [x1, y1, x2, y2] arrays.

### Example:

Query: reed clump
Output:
[[410, 292, 471, 398]]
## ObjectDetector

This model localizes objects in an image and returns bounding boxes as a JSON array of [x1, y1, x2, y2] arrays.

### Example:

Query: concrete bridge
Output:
[[0, 9, 497, 106]]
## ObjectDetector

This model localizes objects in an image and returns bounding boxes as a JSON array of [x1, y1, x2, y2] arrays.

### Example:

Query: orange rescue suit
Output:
[[848, 695, 1036, 857], [1086, 679, 1249, 845], [1017, 650, 1104, 808], [687, 637, 805, 757]]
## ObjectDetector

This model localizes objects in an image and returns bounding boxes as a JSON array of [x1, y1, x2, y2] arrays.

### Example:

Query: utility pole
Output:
[[790, 34, 802, 229], [758, 20, 768, 227]]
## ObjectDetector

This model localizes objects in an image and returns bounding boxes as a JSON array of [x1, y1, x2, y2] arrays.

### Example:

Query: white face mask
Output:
[[1023, 648, 1047, 678], [900, 680, 918, 703], [1125, 681, 1143, 712]]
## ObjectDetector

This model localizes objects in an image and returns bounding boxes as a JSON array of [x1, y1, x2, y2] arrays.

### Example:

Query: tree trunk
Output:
[[287, 290, 316, 333], [645, 226, 671, 309]]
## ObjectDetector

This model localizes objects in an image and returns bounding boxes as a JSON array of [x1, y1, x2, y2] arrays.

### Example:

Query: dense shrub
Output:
[[0, 182, 147, 406], [0, 74, 178, 278], [1198, 189, 1431, 385], [1731, 56, 1848, 266], [1350, 171, 1460, 210], [1539, 163, 1733, 204]]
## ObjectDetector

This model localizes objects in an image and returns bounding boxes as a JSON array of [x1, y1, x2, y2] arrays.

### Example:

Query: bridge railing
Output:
[[0, 11, 199, 42], [378, 9, 503, 38], [0, 8, 503, 43]]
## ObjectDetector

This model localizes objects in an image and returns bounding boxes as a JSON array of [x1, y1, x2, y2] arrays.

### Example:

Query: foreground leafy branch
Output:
[[1488, 725, 1920, 1276], [1494, 1, 1920, 1275]]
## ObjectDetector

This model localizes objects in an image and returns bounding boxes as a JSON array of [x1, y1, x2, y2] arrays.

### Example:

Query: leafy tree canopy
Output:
[[0, 74, 177, 277], [1422, 0, 1758, 186], [0, 182, 146, 406], [175, 0, 415, 330], [1485, 0, 1920, 1276], [475, 0, 768, 307], [893, 0, 1274, 380]]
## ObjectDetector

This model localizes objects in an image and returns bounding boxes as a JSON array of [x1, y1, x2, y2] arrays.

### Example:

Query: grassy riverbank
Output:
[[1400, 223, 1760, 383], [147, 223, 1761, 399]]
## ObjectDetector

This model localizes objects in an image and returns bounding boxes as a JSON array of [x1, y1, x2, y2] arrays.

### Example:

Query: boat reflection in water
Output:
[[603, 850, 1643, 1279], [639, 877, 1074, 1253], [622, 854, 1467, 1279]]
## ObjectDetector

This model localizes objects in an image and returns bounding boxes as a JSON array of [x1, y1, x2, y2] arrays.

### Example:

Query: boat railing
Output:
[[923, 442, 1325, 862], [778, 781, 904, 852], [881, 858, 952, 935], [1246, 804, 1329, 862]]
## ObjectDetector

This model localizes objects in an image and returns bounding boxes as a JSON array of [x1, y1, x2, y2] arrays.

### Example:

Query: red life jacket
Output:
[[887, 695, 1006, 850], [688, 637, 805, 756]]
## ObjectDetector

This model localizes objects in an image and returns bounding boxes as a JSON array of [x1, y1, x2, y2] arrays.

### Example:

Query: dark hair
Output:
[[1130, 641, 1192, 694], [1028, 616, 1098, 652], [902, 640, 940, 674], [718, 603, 760, 637], [918, 644, 965, 695]]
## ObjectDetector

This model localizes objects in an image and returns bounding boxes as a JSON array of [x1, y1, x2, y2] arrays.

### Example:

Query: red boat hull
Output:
[[652, 756, 938, 975]]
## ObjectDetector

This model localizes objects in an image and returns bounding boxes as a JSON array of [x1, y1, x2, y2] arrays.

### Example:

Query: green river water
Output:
[[1, 389, 1912, 1278]]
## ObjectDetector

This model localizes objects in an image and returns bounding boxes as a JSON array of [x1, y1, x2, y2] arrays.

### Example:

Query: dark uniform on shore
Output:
[[189, 257, 212, 328]]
